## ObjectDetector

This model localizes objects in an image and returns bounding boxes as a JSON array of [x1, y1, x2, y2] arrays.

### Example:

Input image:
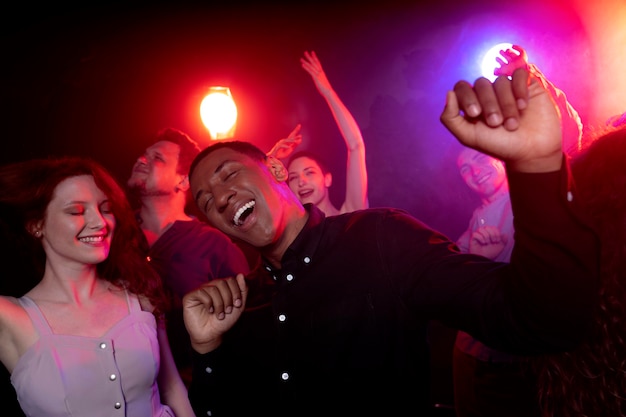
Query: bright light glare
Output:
[[200, 87, 237, 139], [481, 42, 513, 82]]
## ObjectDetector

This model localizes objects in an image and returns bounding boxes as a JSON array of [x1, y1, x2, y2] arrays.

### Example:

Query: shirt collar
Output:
[[263, 203, 325, 277]]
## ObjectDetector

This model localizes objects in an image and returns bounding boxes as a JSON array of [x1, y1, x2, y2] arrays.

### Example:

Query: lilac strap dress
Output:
[[11, 292, 174, 417]]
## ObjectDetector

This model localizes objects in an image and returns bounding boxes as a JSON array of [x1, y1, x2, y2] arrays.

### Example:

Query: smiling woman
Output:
[[0, 156, 195, 417]]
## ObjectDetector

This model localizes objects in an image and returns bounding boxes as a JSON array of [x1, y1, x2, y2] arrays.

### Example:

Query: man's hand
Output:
[[440, 68, 562, 173], [182, 273, 248, 354], [468, 225, 508, 260]]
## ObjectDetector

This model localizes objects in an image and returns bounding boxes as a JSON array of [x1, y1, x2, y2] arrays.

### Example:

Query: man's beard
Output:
[[127, 182, 171, 198]]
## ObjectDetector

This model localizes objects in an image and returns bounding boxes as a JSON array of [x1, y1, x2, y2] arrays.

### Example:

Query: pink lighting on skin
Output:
[[481, 43, 514, 82]]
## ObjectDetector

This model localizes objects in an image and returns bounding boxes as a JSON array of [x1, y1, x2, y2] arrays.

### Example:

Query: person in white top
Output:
[[268, 51, 369, 216]]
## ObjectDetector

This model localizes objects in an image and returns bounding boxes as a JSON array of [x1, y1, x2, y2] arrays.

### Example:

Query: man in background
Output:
[[127, 127, 251, 385]]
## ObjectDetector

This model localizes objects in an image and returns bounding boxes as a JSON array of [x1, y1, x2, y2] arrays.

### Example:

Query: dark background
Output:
[[3, 0, 624, 240], [2, 0, 625, 410]]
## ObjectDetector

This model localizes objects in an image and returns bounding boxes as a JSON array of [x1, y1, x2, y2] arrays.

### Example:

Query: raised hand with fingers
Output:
[[292, 50, 369, 215], [301, 50, 333, 96], [182, 273, 248, 354], [440, 67, 562, 173], [267, 124, 303, 160], [494, 44, 529, 77]]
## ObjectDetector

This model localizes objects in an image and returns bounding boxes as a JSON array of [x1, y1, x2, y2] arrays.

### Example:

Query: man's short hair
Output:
[[189, 140, 267, 180], [154, 128, 201, 175]]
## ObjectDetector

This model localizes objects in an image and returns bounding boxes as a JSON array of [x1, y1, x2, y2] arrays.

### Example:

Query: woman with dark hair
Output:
[[268, 51, 369, 216], [0, 156, 194, 416], [532, 125, 626, 417]]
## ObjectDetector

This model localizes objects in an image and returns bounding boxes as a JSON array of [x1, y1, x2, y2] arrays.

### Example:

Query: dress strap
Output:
[[17, 296, 53, 335], [125, 290, 143, 313]]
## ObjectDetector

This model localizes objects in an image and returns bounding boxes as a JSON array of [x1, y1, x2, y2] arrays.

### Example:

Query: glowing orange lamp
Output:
[[200, 86, 238, 140]]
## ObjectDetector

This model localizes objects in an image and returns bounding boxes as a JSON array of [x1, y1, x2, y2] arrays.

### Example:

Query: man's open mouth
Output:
[[233, 200, 255, 226]]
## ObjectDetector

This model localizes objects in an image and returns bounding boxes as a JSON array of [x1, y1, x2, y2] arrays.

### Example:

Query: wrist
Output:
[[191, 337, 223, 354], [506, 152, 563, 173]]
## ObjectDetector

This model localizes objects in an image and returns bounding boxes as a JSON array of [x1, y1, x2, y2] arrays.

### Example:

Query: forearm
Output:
[[504, 159, 600, 351], [189, 348, 229, 416], [157, 325, 195, 416], [321, 88, 365, 152], [322, 88, 369, 211], [162, 387, 194, 417], [435, 164, 599, 354]]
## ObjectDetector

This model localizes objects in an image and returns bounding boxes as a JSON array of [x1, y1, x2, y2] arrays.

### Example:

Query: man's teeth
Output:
[[233, 201, 255, 226]]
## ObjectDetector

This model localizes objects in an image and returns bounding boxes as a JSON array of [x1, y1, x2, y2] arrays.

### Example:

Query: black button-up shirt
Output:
[[189, 166, 599, 417]]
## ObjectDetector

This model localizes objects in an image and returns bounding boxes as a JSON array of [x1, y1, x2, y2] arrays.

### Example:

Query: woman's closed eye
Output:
[[100, 201, 112, 214]]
